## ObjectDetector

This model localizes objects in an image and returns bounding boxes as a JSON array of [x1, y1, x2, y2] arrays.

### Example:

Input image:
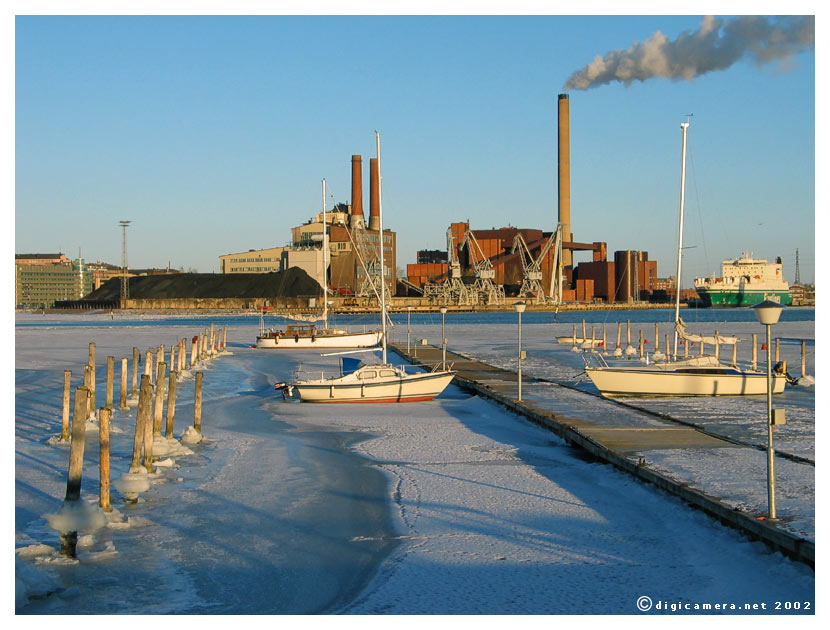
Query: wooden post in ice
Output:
[[130, 375, 153, 471], [714, 330, 720, 361], [190, 335, 198, 369], [153, 361, 167, 437], [616, 322, 622, 351], [699, 338, 705, 357], [571, 325, 577, 349], [210, 323, 215, 357], [144, 348, 154, 383], [194, 372, 203, 434], [775, 338, 780, 363], [99, 407, 111, 512], [654, 323, 659, 353], [61, 370, 71, 441], [170, 343, 177, 375], [88, 342, 96, 417], [581, 320, 586, 342], [602, 324, 607, 354], [665, 334, 670, 360], [132, 347, 139, 397], [638, 329, 644, 359], [752, 334, 758, 371], [60, 385, 90, 558], [179, 339, 185, 372], [66, 387, 90, 500], [105, 356, 114, 411], [801, 340, 807, 377], [684, 335, 689, 358], [156, 345, 163, 379], [165, 370, 178, 438], [120, 358, 128, 410], [731, 342, 737, 367], [83, 365, 92, 419], [223, 326, 227, 351]]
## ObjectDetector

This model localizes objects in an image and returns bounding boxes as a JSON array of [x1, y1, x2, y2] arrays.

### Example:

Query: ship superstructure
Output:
[[694, 252, 792, 307]]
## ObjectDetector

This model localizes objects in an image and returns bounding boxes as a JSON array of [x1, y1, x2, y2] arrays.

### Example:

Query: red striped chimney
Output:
[[369, 157, 380, 230], [350, 155, 365, 229]]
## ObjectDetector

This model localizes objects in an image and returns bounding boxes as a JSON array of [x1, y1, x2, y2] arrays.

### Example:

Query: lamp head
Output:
[[753, 300, 784, 326], [514, 301, 527, 313], [439, 306, 447, 314]]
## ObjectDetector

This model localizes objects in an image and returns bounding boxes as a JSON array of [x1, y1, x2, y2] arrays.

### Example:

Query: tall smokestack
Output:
[[558, 93, 572, 266], [368, 157, 380, 230], [350, 155, 365, 229]]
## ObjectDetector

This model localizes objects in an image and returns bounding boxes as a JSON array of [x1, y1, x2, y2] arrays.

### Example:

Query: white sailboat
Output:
[[292, 132, 456, 403], [584, 121, 787, 397], [256, 179, 383, 350]]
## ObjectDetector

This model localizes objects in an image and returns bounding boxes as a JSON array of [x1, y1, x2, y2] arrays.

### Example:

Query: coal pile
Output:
[[84, 268, 322, 302]]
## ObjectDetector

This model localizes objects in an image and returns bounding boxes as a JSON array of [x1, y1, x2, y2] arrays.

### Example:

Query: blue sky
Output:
[[14, 13, 816, 284]]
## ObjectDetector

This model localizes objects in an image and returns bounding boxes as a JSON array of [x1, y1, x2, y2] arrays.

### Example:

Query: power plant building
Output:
[[219, 154, 396, 297]]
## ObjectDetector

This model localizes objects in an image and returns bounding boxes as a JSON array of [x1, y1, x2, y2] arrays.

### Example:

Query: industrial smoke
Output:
[[564, 15, 814, 90]]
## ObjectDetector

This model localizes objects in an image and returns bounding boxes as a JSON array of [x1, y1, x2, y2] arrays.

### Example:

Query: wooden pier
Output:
[[389, 340, 814, 569]]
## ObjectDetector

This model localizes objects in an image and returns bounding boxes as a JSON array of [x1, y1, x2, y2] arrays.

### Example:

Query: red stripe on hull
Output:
[[304, 394, 438, 404]]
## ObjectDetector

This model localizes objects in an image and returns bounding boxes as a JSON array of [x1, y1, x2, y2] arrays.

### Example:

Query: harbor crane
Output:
[[511, 224, 565, 306], [423, 227, 474, 305], [462, 230, 505, 305]]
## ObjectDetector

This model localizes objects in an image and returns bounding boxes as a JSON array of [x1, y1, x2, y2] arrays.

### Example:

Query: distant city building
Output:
[[15, 254, 108, 308], [790, 284, 815, 306]]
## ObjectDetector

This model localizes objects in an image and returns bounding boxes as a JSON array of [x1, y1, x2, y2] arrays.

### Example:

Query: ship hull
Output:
[[695, 288, 792, 308]]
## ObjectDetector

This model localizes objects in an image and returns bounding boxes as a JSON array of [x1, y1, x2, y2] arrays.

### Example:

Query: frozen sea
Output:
[[13, 309, 816, 617]]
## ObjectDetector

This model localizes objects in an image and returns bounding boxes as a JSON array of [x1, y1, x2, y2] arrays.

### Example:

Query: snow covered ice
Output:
[[14, 311, 815, 615]]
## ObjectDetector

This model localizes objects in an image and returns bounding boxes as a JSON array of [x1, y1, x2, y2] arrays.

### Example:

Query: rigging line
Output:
[[687, 142, 711, 281], [344, 225, 394, 328]]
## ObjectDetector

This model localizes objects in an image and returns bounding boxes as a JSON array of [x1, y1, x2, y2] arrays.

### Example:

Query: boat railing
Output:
[[429, 361, 454, 373], [583, 353, 610, 369]]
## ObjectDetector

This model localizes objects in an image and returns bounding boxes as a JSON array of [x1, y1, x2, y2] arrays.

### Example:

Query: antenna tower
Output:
[[794, 249, 801, 285], [119, 220, 131, 308]]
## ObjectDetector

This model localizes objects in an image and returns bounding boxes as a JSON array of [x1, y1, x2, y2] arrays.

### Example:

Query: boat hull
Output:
[[294, 370, 455, 403], [555, 337, 604, 347], [585, 365, 787, 397], [695, 288, 792, 308], [256, 330, 382, 349]]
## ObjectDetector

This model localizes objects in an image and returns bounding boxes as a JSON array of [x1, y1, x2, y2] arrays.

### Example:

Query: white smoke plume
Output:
[[564, 15, 815, 90]]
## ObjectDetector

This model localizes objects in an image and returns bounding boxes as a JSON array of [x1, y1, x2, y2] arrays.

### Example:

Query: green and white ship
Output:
[[694, 252, 792, 307]]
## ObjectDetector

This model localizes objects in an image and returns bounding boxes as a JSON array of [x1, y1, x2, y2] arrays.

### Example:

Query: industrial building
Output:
[[219, 247, 286, 274], [405, 93, 660, 305], [219, 154, 397, 298]]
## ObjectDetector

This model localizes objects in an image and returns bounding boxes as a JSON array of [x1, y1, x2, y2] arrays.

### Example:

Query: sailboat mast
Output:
[[376, 131, 387, 364], [322, 178, 328, 329], [672, 120, 690, 359]]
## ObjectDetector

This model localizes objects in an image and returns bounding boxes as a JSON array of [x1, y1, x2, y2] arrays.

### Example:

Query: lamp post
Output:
[[754, 300, 783, 520], [439, 306, 448, 370], [407, 307, 412, 354], [514, 301, 526, 401]]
